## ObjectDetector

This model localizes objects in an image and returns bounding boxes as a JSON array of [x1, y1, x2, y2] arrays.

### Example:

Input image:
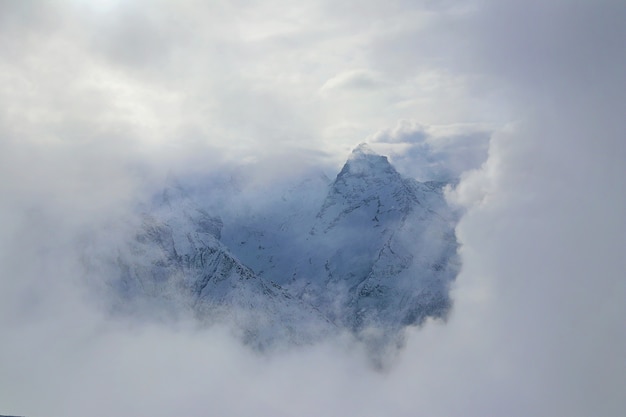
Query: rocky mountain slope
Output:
[[105, 144, 460, 349]]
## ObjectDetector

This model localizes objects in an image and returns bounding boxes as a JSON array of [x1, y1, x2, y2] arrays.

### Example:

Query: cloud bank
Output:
[[1, 1, 625, 416], [369, 119, 491, 181]]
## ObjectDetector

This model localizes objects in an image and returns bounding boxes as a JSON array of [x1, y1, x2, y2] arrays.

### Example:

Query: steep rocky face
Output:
[[113, 181, 334, 348], [219, 172, 331, 284], [106, 144, 460, 349], [303, 144, 459, 332]]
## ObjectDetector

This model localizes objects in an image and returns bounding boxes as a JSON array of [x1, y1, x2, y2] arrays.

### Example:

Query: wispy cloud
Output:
[[369, 119, 491, 181], [320, 69, 388, 94]]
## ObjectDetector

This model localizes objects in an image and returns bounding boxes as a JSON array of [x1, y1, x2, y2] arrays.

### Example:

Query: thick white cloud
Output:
[[1, 1, 625, 416]]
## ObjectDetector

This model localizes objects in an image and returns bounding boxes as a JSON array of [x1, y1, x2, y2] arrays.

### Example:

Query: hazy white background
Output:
[[1, 1, 624, 416]]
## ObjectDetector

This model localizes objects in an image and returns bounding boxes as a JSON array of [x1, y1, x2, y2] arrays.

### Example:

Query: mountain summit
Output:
[[102, 144, 460, 352], [308, 144, 458, 334]]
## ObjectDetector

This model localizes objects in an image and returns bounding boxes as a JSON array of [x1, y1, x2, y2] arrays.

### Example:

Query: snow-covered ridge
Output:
[[104, 144, 460, 351]]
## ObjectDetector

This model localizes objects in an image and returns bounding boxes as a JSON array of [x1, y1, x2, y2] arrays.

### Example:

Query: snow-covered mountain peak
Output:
[[316, 143, 413, 232], [351, 142, 377, 156], [339, 143, 396, 179], [101, 145, 460, 357]]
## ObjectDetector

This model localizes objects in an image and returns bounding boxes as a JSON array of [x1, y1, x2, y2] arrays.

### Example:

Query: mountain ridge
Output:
[[102, 144, 460, 352]]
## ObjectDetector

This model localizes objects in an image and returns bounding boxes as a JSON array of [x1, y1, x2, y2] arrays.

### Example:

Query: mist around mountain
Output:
[[94, 143, 460, 360]]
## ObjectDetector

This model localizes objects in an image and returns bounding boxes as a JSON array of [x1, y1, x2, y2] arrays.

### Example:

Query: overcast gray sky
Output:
[[0, 1, 625, 416]]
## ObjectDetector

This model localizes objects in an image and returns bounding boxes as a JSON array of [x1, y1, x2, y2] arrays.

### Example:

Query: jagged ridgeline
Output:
[[105, 143, 460, 350]]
